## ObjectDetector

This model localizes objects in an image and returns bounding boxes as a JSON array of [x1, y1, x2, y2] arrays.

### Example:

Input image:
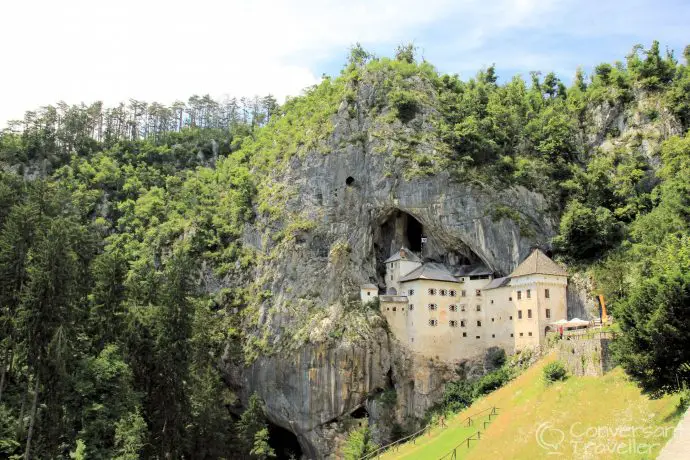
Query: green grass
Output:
[[383, 353, 685, 459]]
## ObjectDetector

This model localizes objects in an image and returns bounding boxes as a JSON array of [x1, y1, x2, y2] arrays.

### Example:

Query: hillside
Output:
[[0, 41, 689, 458], [382, 354, 683, 459]]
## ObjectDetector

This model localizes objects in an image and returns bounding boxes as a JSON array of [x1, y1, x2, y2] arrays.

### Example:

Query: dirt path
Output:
[[658, 408, 690, 460]]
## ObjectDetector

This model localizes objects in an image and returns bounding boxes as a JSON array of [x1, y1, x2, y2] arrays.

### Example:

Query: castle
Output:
[[361, 248, 568, 362]]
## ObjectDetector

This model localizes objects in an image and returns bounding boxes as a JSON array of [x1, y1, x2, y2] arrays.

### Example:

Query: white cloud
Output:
[[2, 0, 687, 125], [0, 0, 459, 124]]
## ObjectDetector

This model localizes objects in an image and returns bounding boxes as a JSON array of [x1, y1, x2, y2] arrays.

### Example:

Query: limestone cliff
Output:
[[219, 61, 683, 458]]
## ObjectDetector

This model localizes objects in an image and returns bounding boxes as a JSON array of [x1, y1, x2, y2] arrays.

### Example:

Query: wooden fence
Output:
[[359, 406, 498, 460]]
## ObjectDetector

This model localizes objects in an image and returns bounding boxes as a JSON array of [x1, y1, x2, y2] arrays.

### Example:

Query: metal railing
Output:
[[359, 406, 498, 460], [565, 331, 618, 341]]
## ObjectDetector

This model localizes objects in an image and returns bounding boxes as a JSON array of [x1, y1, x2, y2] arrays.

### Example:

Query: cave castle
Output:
[[360, 247, 568, 362]]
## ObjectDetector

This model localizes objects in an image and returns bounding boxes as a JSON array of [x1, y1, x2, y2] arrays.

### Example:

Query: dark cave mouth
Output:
[[405, 215, 423, 252], [374, 209, 487, 284], [267, 421, 303, 459]]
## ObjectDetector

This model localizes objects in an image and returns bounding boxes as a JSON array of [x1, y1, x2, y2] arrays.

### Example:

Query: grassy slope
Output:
[[384, 353, 684, 459]]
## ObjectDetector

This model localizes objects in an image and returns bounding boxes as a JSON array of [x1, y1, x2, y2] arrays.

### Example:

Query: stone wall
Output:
[[557, 334, 616, 377]]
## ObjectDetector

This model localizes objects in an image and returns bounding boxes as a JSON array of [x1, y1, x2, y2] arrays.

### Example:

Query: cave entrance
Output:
[[350, 405, 369, 419], [267, 421, 303, 459], [406, 216, 423, 252], [375, 210, 425, 282]]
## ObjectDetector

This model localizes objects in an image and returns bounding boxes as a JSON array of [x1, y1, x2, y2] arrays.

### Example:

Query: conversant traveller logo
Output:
[[535, 421, 675, 457], [536, 422, 566, 455]]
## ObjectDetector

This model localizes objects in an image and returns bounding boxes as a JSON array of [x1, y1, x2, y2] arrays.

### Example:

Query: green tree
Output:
[[236, 393, 267, 454], [113, 409, 147, 460], [250, 428, 276, 459], [553, 200, 621, 260], [342, 420, 377, 460], [612, 236, 690, 395]]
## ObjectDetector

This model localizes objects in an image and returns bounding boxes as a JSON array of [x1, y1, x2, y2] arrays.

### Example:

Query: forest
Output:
[[0, 40, 689, 458]]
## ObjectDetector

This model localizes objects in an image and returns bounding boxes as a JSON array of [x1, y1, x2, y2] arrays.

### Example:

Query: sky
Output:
[[1, 0, 688, 125]]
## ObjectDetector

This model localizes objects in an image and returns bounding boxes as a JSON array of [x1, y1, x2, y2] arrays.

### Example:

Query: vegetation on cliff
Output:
[[0, 40, 689, 457]]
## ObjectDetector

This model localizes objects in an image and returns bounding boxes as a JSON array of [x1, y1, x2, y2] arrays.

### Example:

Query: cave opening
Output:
[[406, 217, 423, 252], [374, 209, 488, 285], [266, 421, 303, 460], [350, 405, 369, 419]]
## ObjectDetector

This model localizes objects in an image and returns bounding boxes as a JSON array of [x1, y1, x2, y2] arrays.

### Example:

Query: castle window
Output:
[[428, 304, 438, 311], [491, 318, 495, 322], [528, 309, 532, 319], [440, 289, 448, 296], [428, 319, 438, 327], [517, 291, 522, 300], [463, 332, 467, 337], [409, 304, 414, 311], [476, 305, 481, 312], [528, 332, 533, 336], [475, 289, 481, 296], [518, 310, 522, 319], [408, 289, 415, 296], [510, 333, 514, 337], [509, 296, 512, 301], [510, 315, 513, 320], [476, 336, 481, 339], [392, 307, 396, 312], [461, 290, 466, 297], [460, 320, 466, 327], [477, 320, 482, 327], [460, 305, 466, 312], [491, 299, 494, 304], [546, 308, 551, 319], [449, 320, 458, 327], [545, 289, 550, 299], [428, 288, 437, 295], [449, 289, 457, 297], [390, 275, 393, 281], [492, 334, 495, 338], [519, 332, 524, 337], [449, 304, 457, 312], [527, 289, 531, 299]]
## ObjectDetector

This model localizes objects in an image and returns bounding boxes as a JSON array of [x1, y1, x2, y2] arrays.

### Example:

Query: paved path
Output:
[[658, 408, 690, 459]]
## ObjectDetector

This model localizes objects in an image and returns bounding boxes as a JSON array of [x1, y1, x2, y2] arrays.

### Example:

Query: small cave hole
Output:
[[350, 405, 369, 419], [266, 421, 303, 460], [346, 176, 355, 186]]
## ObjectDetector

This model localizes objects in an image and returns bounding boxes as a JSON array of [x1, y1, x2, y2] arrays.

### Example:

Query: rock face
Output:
[[224, 332, 460, 457], [221, 77, 563, 458]]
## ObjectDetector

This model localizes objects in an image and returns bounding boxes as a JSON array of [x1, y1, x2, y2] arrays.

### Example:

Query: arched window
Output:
[[449, 304, 457, 312], [449, 320, 458, 327], [439, 289, 448, 296], [428, 288, 437, 295], [428, 304, 438, 311], [449, 289, 457, 297], [428, 319, 438, 327]]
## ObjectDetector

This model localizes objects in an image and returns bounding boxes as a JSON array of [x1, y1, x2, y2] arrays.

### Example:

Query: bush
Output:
[[474, 367, 512, 397], [543, 361, 568, 384], [342, 420, 378, 460], [442, 380, 474, 412]]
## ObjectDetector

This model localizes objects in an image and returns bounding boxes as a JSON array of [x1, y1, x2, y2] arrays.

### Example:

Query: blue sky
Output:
[[1, 0, 688, 125]]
